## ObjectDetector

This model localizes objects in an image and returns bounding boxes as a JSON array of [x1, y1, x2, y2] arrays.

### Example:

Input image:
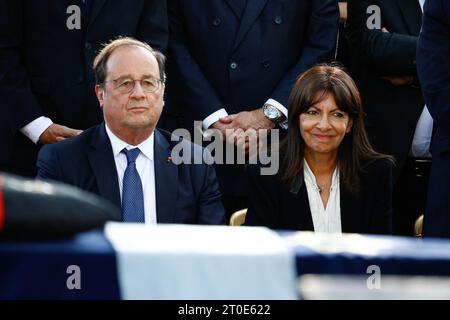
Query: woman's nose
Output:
[[316, 114, 331, 130]]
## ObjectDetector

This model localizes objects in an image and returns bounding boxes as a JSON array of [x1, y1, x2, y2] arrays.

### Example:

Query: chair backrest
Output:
[[229, 209, 247, 226], [414, 215, 424, 237]]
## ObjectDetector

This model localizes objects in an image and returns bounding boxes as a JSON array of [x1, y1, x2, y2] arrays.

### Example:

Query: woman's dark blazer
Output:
[[245, 159, 393, 235]]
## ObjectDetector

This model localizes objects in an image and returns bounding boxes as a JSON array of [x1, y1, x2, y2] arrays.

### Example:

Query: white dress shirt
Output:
[[20, 116, 53, 144], [419, 0, 425, 10], [303, 160, 342, 234], [411, 0, 433, 158], [105, 124, 157, 225], [411, 106, 433, 157]]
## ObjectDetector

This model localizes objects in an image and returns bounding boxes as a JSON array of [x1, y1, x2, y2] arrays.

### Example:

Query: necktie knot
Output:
[[122, 148, 140, 164]]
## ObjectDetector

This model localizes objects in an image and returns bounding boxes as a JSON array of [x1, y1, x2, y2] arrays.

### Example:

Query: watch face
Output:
[[265, 106, 279, 120]]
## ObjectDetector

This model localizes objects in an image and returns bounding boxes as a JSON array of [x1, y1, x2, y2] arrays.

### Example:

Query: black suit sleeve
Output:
[[271, 0, 339, 106], [195, 151, 226, 225], [36, 144, 62, 180], [137, 0, 169, 53], [365, 160, 394, 234], [0, 0, 43, 132], [417, 0, 450, 136], [346, 0, 418, 76], [167, 0, 225, 120], [244, 165, 280, 228]]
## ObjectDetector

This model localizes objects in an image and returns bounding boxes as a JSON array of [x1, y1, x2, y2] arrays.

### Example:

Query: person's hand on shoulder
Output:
[[39, 123, 82, 144]]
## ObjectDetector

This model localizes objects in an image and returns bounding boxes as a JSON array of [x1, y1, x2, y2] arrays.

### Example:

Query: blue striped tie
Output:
[[121, 148, 145, 223]]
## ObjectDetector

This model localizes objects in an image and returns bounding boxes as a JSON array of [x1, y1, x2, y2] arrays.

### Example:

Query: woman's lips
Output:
[[313, 134, 333, 140]]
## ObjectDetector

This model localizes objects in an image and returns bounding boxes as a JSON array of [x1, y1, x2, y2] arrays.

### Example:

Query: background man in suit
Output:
[[417, 0, 450, 238], [346, 0, 430, 235], [0, 0, 168, 177], [37, 38, 225, 225], [336, 1, 353, 68], [164, 0, 339, 216]]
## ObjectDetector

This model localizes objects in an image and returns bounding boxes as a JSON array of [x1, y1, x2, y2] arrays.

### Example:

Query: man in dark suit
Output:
[[417, 0, 450, 238], [37, 38, 225, 225], [0, 0, 168, 177], [346, 0, 429, 235], [164, 0, 339, 216]]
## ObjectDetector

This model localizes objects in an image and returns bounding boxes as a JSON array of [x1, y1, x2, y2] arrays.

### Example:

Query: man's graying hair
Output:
[[93, 37, 166, 86]]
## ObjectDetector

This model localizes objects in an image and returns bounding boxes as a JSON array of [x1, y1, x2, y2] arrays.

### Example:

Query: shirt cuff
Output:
[[266, 99, 288, 129], [202, 108, 229, 130], [20, 117, 53, 144]]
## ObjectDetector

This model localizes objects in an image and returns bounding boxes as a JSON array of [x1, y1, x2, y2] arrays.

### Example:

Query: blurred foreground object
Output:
[[0, 173, 120, 240], [299, 275, 450, 300], [104, 223, 298, 299]]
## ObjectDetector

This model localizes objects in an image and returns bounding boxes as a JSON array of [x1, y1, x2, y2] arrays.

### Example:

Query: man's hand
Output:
[[219, 108, 276, 131], [38, 123, 82, 144], [216, 109, 277, 154], [210, 119, 254, 155], [210, 119, 234, 140]]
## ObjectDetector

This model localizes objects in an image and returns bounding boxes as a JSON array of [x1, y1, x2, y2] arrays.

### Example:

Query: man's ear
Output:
[[95, 84, 105, 108], [161, 84, 166, 107]]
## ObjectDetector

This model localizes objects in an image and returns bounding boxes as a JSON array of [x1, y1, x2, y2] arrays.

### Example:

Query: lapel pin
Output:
[[166, 156, 172, 163]]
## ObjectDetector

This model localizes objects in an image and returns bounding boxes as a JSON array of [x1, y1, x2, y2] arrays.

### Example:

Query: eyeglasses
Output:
[[104, 76, 164, 94]]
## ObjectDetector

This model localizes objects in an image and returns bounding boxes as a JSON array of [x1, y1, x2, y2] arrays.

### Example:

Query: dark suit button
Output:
[[274, 16, 283, 25], [413, 60, 417, 65], [78, 76, 84, 83], [230, 62, 238, 70], [262, 60, 270, 68], [212, 18, 222, 27], [85, 42, 92, 50]]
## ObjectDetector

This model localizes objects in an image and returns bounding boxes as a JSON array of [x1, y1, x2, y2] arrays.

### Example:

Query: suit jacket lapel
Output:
[[154, 130, 178, 223], [297, 185, 314, 231], [289, 176, 314, 231], [394, 0, 422, 35], [87, 124, 121, 209], [339, 182, 362, 233], [87, 0, 107, 30], [233, 0, 268, 51], [225, 0, 244, 20]]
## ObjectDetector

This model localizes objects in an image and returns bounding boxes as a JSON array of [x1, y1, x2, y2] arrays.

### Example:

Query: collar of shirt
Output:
[[303, 159, 339, 192], [105, 123, 154, 162], [303, 159, 341, 233], [419, 0, 425, 12]]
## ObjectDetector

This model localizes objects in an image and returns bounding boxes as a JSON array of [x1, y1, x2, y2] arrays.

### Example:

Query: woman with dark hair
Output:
[[245, 64, 394, 234]]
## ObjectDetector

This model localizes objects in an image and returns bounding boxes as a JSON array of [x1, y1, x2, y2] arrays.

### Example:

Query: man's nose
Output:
[[130, 80, 146, 98]]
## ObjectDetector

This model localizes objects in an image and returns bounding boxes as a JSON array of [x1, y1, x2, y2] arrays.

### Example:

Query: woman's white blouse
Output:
[[303, 160, 342, 234]]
